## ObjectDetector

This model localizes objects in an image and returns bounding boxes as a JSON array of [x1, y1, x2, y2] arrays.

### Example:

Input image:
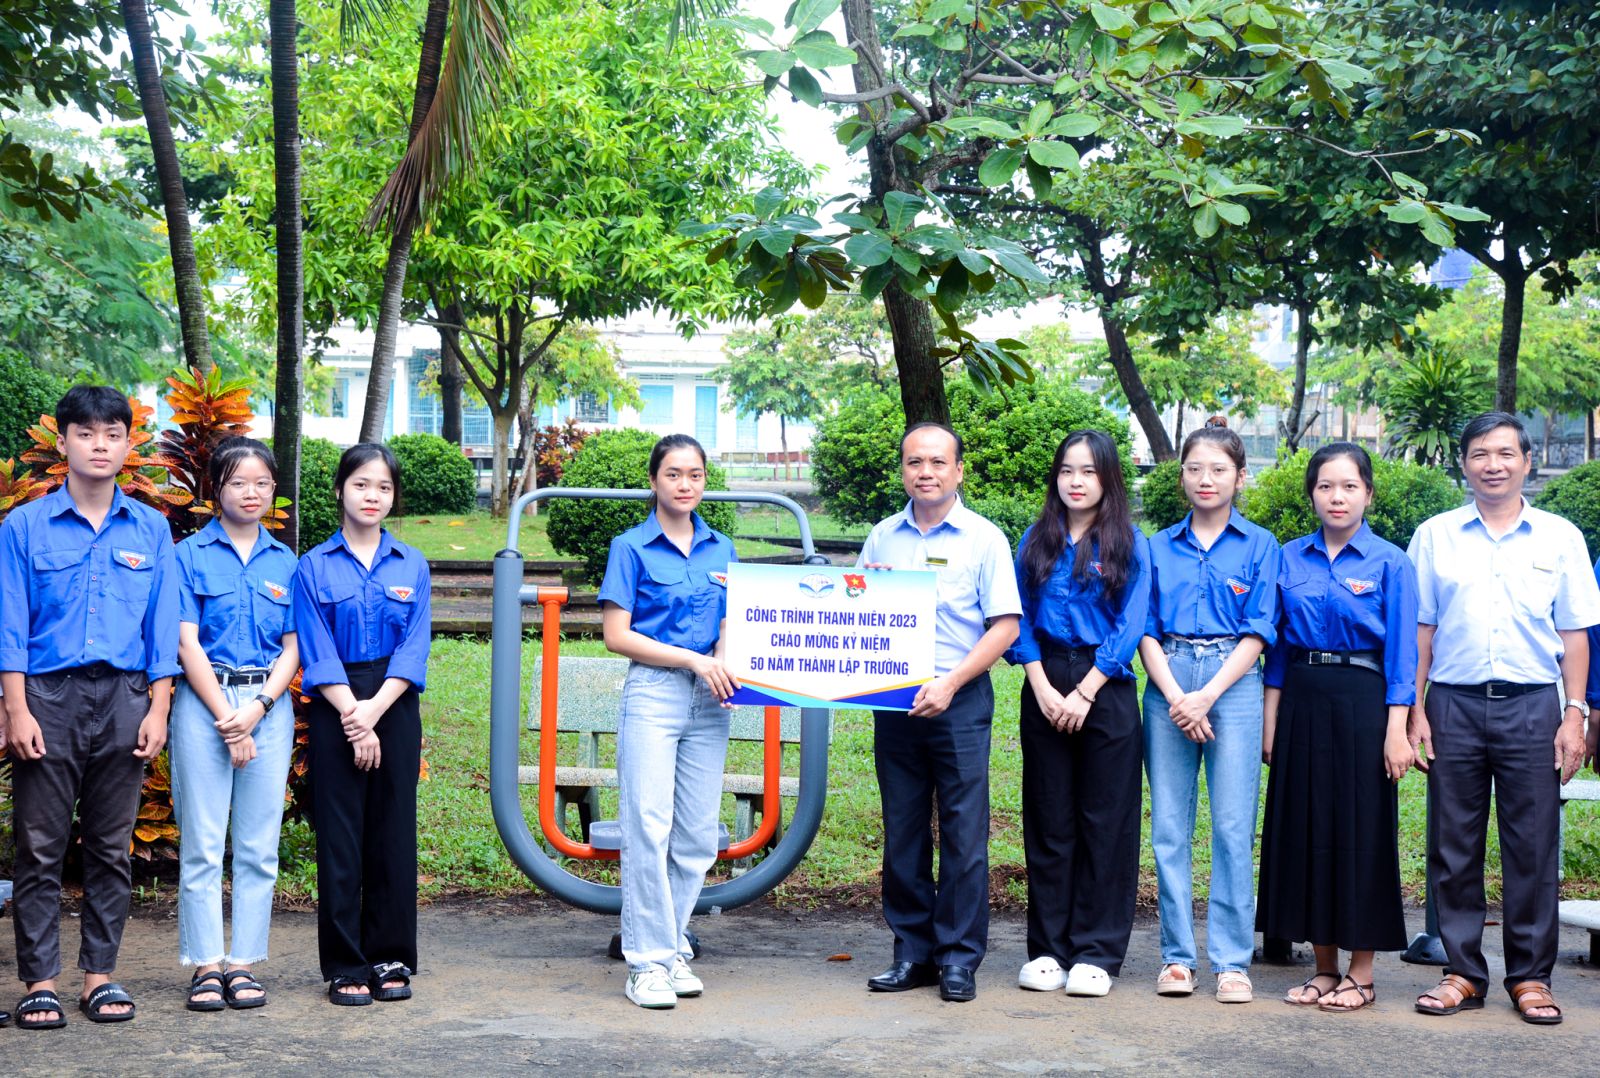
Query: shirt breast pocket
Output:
[[109, 554, 155, 617], [251, 576, 292, 639], [31, 547, 88, 609], [380, 579, 420, 633], [688, 569, 726, 648], [193, 570, 239, 626], [1513, 565, 1560, 619], [934, 560, 975, 611], [317, 578, 360, 634]]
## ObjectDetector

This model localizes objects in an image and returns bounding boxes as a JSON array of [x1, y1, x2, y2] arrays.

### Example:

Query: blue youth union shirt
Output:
[[293, 529, 432, 691], [176, 517, 298, 670], [1262, 522, 1420, 706], [1145, 508, 1281, 644], [597, 510, 735, 655], [1007, 524, 1152, 681], [0, 484, 180, 679], [1589, 558, 1600, 708]]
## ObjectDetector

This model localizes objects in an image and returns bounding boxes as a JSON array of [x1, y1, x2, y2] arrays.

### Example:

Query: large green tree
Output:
[[720, 318, 826, 479], [1333, 0, 1600, 412]]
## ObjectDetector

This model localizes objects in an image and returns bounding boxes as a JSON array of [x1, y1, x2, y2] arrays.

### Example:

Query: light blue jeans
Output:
[[1142, 638, 1263, 974], [617, 662, 729, 973], [169, 679, 293, 967]]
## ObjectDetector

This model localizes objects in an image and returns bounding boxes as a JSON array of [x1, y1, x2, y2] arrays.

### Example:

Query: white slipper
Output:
[[1018, 956, 1067, 991], [1064, 963, 1112, 997]]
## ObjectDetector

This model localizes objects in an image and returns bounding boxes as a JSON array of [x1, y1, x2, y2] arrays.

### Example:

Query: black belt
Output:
[[1292, 649, 1383, 676], [212, 666, 271, 687], [1434, 680, 1550, 700], [1040, 640, 1094, 664], [58, 661, 123, 679]]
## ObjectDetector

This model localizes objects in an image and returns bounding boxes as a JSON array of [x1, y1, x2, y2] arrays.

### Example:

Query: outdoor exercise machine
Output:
[[488, 487, 833, 916]]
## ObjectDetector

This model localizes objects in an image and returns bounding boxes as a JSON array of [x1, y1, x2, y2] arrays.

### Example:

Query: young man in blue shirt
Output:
[[0, 385, 180, 1028]]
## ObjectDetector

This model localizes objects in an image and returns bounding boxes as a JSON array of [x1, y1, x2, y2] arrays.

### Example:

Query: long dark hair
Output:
[[334, 442, 403, 514], [1020, 430, 1134, 600], [646, 433, 708, 512], [1304, 441, 1373, 500]]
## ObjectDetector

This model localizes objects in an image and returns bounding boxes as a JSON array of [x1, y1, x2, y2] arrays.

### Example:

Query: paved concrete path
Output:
[[4, 899, 1598, 1075]]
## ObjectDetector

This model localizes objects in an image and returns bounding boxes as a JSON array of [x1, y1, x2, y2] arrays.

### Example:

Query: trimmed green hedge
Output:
[[0, 349, 68, 461], [1241, 449, 1463, 548], [1138, 458, 1187, 532], [546, 429, 738, 584], [388, 432, 476, 516], [1534, 461, 1600, 561]]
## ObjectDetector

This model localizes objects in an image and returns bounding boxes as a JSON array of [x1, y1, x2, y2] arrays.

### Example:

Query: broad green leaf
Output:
[[859, 262, 894, 301], [1148, 2, 1179, 23], [1381, 200, 1429, 225], [1155, 30, 1191, 67], [1316, 58, 1372, 85], [792, 31, 857, 69], [1090, 2, 1135, 35], [787, 0, 842, 36], [797, 263, 828, 308], [753, 188, 786, 218], [1024, 102, 1054, 137], [1436, 202, 1491, 223], [787, 66, 823, 106], [1418, 209, 1453, 247], [832, 211, 878, 229], [1174, 115, 1247, 138], [751, 223, 795, 256], [1044, 113, 1100, 138], [932, 29, 967, 51], [890, 243, 923, 275], [1028, 140, 1082, 171], [892, 23, 937, 39], [987, 246, 1049, 285], [752, 49, 795, 77], [956, 249, 991, 275], [936, 264, 969, 309], [927, 0, 971, 19], [1192, 202, 1219, 238], [1212, 200, 1249, 227], [883, 190, 924, 233], [713, 16, 776, 37], [978, 146, 1024, 187], [1025, 159, 1053, 200], [843, 231, 893, 267], [774, 212, 822, 231]]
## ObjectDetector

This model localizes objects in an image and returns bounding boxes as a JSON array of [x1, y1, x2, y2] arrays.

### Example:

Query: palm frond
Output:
[[365, 0, 516, 232], [340, 0, 408, 42], [671, 0, 740, 42]]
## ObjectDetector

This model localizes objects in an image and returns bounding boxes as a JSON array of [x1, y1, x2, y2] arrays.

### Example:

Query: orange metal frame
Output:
[[533, 586, 782, 862]]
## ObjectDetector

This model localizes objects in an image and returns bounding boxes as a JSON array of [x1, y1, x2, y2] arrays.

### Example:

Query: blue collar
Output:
[[194, 516, 291, 556], [640, 509, 712, 552], [329, 527, 402, 563], [1176, 507, 1248, 544], [891, 495, 972, 536], [1310, 520, 1374, 558], [47, 481, 131, 522]]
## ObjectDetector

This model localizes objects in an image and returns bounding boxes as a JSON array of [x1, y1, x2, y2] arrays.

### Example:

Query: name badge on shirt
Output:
[[115, 549, 151, 570], [709, 571, 728, 587], [1225, 576, 1251, 595], [261, 579, 289, 600], [1532, 558, 1556, 573], [1345, 577, 1375, 595], [924, 556, 949, 568], [1090, 560, 1103, 576], [386, 584, 416, 602]]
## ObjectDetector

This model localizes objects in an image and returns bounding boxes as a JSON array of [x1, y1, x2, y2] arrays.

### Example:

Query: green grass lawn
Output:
[[386, 510, 793, 563], [273, 637, 1600, 906]]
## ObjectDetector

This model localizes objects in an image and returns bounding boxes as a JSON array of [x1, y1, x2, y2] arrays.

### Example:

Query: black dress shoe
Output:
[[867, 961, 940, 992], [940, 964, 977, 1002]]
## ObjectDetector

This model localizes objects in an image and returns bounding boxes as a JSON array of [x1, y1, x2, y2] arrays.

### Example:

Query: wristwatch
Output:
[[1564, 698, 1590, 721], [255, 693, 275, 714]]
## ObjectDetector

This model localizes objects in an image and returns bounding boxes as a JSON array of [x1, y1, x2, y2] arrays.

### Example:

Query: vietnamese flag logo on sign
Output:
[[843, 573, 867, 598]]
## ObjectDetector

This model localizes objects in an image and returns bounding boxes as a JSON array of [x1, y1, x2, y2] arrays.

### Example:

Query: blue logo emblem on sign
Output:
[[798, 573, 835, 597]]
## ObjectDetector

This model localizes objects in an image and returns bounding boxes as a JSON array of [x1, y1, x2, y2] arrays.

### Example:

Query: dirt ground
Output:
[[1, 897, 1597, 1076]]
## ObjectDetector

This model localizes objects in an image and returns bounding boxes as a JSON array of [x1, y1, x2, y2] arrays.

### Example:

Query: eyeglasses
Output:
[[224, 479, 277, 494], [1182, 464, 1237, 479]]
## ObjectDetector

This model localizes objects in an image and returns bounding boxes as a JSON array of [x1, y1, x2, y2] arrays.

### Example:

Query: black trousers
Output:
[[11, 666, 149, 982], [308, 657, 421, 982], [1427, 682, 1562, 993], [873, 675, 993, 970], [1020, 647, 1142, 975]]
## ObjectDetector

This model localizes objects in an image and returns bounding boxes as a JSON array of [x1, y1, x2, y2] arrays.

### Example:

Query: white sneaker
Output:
[[1064, 963, 1112, 997], [668, 956, 704, 997], [625, 966, 677, 1009], [1018, 956, 1068, 992]]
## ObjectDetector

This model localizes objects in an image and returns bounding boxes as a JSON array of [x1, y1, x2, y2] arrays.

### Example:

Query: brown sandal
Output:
[[1284, 971, 1340, 1006], [1319, 977, 1375, 1012], [1415, 973, 1484, 1016], [1509, 980, 1563, 1025]]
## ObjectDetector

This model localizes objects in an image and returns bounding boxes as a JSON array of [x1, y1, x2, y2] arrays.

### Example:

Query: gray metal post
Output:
[[488, 487, 833, 913]]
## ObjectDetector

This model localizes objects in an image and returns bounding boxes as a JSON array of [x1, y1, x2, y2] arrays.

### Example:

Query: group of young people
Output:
[[1, 386, 431, 1029], [593, 411, 1600, 1029], [3, 388, 1597, 1029]]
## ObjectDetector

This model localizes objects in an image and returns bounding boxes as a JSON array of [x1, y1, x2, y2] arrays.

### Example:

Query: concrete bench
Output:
[[1557, 900, 1600, 964], [1560, 777, 1600, 883], [519, 656, 821, 868]]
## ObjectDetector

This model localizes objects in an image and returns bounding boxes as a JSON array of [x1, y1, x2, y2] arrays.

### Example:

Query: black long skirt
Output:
[[1256, 661, 1407, 952]]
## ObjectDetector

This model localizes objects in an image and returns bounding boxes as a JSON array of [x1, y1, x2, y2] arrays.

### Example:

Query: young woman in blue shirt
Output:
[[171, 437, 300, 1012], [1257, 443, 1418, 1012], [597, 434, 738, 1010], [1140, 422, 1281, 1004], [293, 444, 432, 1007], [1009, 430, 1151, 998]]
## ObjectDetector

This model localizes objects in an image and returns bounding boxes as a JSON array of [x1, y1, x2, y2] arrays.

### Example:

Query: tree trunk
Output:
[[1544, 409, 1555, 469], [438, 304, 465, 445], [1100, 312, 1175, 462], [1588, 409, 1595, 463], [514, 395, 537, 500], [1280, 301, 1315, 452], [489, 407, 515, 517], [269, 0, 303, 550], [119, 0, 212, 373], [779, 414, 790, 481], [841, 0, 948, 428], [357, 0, 452, 444], [1494, 262, 1528, 413], [1174, 401, 1185, 449]]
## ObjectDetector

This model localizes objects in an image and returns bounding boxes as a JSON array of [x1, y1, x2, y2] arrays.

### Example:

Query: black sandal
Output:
[[1284, 970, 1341, 1006], [328, 976, 372, 1006], [370, 961, 412, 1002], [223, 969, 267, 1010], [187, 970, 227, 1012], [80, 982, 136, 1024], [15, 990, 66, 1030]]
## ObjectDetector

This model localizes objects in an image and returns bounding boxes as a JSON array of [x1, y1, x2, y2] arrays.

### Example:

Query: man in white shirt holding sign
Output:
[[858, 422, 1020, 1003]]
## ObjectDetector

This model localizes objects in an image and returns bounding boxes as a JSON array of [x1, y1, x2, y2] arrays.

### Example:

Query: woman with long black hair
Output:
[[1010, 430, 1151, 998]]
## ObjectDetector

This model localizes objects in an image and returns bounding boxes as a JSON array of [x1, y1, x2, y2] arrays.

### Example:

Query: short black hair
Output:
[[1304, 442, 1374, 501], [900, 422, 963, 462], [333, 442, 403, 511], [1459, 411, 1531, 457], [56, 385, 132, 433]]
